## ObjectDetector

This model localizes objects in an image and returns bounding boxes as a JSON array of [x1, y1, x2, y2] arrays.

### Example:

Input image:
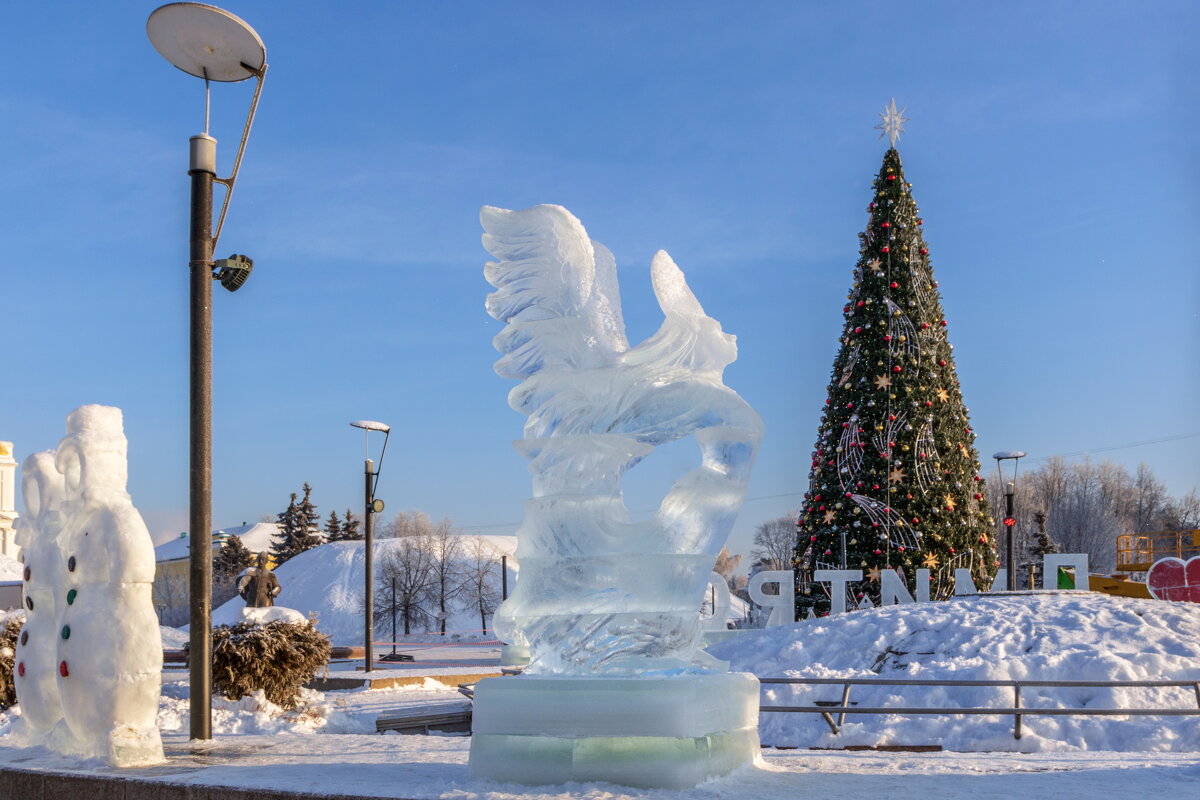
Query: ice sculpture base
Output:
[[468, 673, 760, 788]]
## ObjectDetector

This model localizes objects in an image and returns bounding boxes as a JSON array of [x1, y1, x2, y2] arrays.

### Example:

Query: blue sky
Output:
[[3, 1, 1197, 560]]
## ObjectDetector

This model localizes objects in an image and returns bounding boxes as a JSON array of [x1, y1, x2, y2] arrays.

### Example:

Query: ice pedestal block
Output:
[[469, 673, 761, 788]]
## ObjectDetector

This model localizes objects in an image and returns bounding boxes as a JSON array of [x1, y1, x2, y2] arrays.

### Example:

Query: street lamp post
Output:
[[350, 420, 390, 671], [147, 2, 267, 741], [993, 450, 1027, 591]]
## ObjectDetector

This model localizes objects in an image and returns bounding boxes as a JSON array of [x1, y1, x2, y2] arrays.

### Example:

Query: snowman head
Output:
[[55, 405, 129, 499], [20, 450, 64, 522]]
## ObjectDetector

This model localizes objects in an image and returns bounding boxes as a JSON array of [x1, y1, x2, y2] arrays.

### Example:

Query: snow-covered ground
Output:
[[0, 553, 21, 581], [709, 591, 1200, 751], [4, 592, 1200, 797], [0, 732, 1196, 799]]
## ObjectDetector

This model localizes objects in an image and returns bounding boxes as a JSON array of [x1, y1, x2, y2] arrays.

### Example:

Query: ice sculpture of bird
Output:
[[483, 205, 762, 675]]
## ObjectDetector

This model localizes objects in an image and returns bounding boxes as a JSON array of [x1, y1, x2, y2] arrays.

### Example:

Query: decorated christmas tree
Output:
[[795, 102, 994, 616]]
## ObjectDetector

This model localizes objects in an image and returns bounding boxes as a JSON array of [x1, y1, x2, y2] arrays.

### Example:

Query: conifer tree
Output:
[[338, 509, 362, 541], [795, 143, 994, 616], [326, 509, 363, 542], [271, 484, 325, 564], [215, 533, 256, 581], [323, 509, 342, 542]]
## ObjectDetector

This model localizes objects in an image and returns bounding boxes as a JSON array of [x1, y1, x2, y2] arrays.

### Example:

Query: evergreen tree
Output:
[[214, 533, 256, 583], [271, 484, 325, 564], [795, 146, 994, 616], [323, 509, 342, 542], [326, 508, 363, 542], [339, 509, 362, 541]]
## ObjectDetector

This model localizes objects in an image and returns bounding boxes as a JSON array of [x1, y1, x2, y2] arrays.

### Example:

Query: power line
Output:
[[1028, 431, 1200, 462]]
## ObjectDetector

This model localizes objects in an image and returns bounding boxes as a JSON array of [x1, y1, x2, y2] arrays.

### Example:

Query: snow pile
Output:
[[709, 592, 1200, 751], [0, 555, 21, 582], [211, 537, 516, 645]]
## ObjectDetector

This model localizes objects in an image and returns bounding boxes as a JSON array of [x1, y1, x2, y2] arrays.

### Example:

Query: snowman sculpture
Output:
[[11, 451, 68, 746], [52, 405, 163, 766]]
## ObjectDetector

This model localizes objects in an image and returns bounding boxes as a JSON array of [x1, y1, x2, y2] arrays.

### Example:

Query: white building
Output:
[[0, 441, 18, 560]]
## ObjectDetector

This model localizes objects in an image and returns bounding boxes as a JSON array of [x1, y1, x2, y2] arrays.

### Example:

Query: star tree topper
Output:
[[875, 98, 909, 147]]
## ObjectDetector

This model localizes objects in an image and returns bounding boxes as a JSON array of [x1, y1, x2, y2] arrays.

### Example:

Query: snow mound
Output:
[[212, 537, 516, 645], [708, 592, 1200, 752], [0, 555, 21, 582]]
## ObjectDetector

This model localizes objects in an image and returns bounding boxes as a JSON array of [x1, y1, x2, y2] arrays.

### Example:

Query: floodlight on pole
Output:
[[350, 420, 391, 672], [993, 450, 1027, 591], [146, 1, 267, 742]]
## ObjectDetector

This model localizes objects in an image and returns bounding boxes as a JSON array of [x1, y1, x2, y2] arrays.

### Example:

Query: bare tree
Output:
[[375, 513, 436, 635], [462, 537, 502, 636], [713, 546, 742, 589], [428, 517, 465, 635], [752, 513, 797, 572]]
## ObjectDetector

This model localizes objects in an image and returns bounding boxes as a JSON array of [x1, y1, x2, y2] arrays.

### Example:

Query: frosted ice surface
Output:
[[483, 205, 762, 676], [13, 405, 163, 766]]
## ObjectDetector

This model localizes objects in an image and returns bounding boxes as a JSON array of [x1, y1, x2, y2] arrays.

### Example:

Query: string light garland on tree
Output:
[[794, 103, 995, 616]]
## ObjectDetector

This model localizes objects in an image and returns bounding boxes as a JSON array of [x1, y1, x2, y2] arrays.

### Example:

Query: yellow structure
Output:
[[1116, 530, 1200, 572]]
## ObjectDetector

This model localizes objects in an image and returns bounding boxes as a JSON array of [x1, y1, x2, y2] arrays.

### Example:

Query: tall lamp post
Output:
[[993, 450, 1027, 591], [147, 2, 267, 741], [350, 420, 390, 671]]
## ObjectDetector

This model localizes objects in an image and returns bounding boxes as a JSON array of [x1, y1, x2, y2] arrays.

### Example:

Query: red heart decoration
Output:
[[1146, 557, 1200, 603]]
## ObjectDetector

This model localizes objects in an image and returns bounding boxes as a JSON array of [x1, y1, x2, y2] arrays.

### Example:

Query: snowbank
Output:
[[0, 555, 21, 582], [708, 592, 1200, 751], [211, 537, 517, 645]]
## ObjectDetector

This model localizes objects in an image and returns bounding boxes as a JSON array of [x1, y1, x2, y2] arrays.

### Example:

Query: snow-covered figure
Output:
[[237, 552, 281, 607], [52, 406, 163, 766], [10, 451, 67, 745], [470, 206, 763, 787]]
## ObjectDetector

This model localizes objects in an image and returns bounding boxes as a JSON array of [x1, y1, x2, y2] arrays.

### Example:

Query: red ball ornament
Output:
[[874, 549, 882, 555], [920, 248, 928, 255], [856, 301, 865, 307], [887, 175, 897, 181], [845, 492, 852, 498], [810, 536, 817, 542], [824, 549, 832, 555], [890, 281, 899, 289], [872, 484, 880, 490], [940, 319, 948, 326], [949, 547, 956, 554], [881, 222, 890, 228], [925, 400, 933, 407], [917, 219, 924, 225], [888, 414, 897, 421], [920, 322, 930, 329], [881, 246, 890, 253], [974, 493, 983, 500], [854, 326, 862, 332], [892, 365, 902, 373], [938, 359, 947, 367]]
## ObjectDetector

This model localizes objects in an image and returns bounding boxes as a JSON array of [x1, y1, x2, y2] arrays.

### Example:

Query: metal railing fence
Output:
[[759, 676, 1200, 739]]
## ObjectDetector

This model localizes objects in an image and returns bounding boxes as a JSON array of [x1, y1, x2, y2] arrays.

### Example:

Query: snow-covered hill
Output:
[[211, 536, 518, 644], [708, 592, 1200, 751]]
